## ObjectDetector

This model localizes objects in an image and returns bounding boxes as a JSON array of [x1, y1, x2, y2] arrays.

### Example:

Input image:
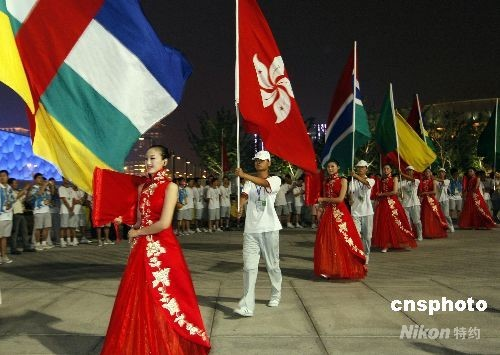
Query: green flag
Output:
[[375, 85, 397, 153], [477, 99, 500, 167]]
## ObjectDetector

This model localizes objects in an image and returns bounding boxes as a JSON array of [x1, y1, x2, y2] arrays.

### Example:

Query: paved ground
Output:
[[0, 227, 499, 354]]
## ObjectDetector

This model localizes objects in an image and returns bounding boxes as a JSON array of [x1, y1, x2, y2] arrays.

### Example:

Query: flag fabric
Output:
[[0, 0, 192, 193], [237, 0, 317, 173], [477, 99, 500, 166], [321, 43, 371, 172], [407, 94, 436, 152], [375, 85, 436, 172]]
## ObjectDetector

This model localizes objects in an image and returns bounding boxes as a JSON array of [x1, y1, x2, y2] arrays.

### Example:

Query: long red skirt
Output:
[[101, 232, 210, 355], [372, 196, 417, 249], [459, 191, 496, 229], [314, 204, 366, 279], [421, 195, 448, 239]]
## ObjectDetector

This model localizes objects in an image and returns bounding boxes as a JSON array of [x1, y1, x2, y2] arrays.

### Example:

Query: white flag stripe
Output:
[[6, 0, 38, 23], [65, 20, 178, 133]]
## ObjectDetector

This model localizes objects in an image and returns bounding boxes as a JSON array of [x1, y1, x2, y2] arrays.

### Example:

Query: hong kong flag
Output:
[[237, 0, 317, 173]]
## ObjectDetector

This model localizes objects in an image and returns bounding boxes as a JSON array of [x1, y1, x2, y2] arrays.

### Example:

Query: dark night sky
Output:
[[0, 0, 499, 163]]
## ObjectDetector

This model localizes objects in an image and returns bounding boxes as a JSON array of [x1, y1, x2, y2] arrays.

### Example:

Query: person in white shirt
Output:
[[58, 177, 78, 247], [73, 186, 90, 243], [8, 178, 30, 254], [207, 179, 222, 232], [284, 174, 295, 228], [233, 150, 282, 317], [0, 170, 15, 264], [219, 177, 231, 230], [399, 166, 423, 241], [435, 168, 454, 232], [274, 177, 292, 227], [349, 160, 375, 264], [182, 178, 195, 234], [192, 178, 205, 232], [29, 173, 54, 251], [293, 179, 305, 228], [449, 168, 463, 220]]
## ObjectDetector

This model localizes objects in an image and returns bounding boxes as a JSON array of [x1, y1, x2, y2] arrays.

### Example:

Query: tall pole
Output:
[[351, 41, 357, 171], [235, 0, 241, 211], [494, 98, 499, 191], [390, 84, 402, 181]]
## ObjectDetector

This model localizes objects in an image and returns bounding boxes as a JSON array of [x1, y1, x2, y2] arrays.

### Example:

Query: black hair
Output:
[[7, 178, 15, 185], [326, 159, 340, 167], [0, 170, 8, 176], [34, 172, 43, 179], [147, 145, 170, 160]]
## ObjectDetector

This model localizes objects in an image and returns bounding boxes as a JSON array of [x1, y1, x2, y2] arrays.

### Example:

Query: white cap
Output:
[[253, 150, 271, 161], [438, 167, 446, 172], [355, 160, 369, 167], [406, 165, 415, 171]]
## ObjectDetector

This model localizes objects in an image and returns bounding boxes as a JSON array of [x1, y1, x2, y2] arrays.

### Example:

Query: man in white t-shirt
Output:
[[349, 160, 375, 264], [207, 179, 222, 232], [400, 166, 423, 241], [58, 178, 77, 247], [0, 170, 15, 264], [29, 173, 54, 250], [219, 177, 232, 230], [284, 174, 295, 228], [449, 168, 463, 220], [292, 179, 305, 228], [435, 168, 454, 232], [182, 178, 195, 235], [234, 150, 282, 317], [192, 179, 204, 232], [274, 177, 292, 227]]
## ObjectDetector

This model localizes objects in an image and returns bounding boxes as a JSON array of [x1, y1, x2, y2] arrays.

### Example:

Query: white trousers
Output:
[[352, 215, 373, 256], [439, 200, 454, 229], [239, 231, 282, 312], [405, 205, 422, 239]]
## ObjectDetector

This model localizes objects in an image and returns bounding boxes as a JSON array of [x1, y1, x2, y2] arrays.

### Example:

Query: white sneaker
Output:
[[202, 228, 209, 232], [187, 230, 195, 235], [267, 297, 280, 307], [98, 240, 104, 247], [365, 255, 370, 265], [60, 240, 67, 248], [35, 243, 44, 251], [72, 239, 79, 246], [286, 222, 295, 228], [208, 229, 213, 233], [449, 225, 455, 233], [216, 228, 223, 232], [43, 244, 54, 250], [80, 237, 90, 244], [195, 228, 202, 233], [295, 224, 304, 228], [104, 240, 115, 245], [233, 307, 254, 317], [311, 223, 317, 229], [2, 256, 13, 264]]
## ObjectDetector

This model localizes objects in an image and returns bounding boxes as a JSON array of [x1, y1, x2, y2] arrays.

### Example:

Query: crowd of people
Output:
[[0, 171, 116, 265]]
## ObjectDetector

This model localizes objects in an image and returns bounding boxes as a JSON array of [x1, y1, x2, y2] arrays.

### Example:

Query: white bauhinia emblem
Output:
[[253, 54, 295, 123]]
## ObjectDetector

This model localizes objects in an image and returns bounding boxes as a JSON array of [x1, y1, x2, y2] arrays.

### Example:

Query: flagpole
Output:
[[351, 41, 357, 171], [221, 128, 224, 177], [390, 84, 402, 181], [416, 94, 427, 145], [494, 98, 498, 192], [235, 0, 241, 211]]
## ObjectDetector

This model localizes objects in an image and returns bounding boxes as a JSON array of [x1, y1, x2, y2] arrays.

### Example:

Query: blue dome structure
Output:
[[0, 130, 62, 181]]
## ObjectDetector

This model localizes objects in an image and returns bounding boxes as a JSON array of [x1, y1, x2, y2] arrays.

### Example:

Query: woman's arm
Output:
[[128, 183, 178, 238]]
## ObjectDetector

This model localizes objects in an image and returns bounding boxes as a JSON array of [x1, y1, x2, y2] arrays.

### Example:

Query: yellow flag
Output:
[[395, 111, 436, 171], [0, 11, 34, 113]]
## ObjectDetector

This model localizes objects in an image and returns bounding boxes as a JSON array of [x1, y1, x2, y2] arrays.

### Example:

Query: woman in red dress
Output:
[[372, 165, 417, 252], [459, 167, 496, 229], [313, 160, 366, 279], [101, 145, 210, 355], [419, 168, 448, 238]]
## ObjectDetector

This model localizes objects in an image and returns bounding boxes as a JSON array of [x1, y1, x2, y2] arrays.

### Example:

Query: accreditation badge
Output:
[[256, 199, 266, 211]]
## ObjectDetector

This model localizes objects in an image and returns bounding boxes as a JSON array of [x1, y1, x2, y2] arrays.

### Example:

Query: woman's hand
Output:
[[114, 216, 123, 225], [128, 228, 141, 242]]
